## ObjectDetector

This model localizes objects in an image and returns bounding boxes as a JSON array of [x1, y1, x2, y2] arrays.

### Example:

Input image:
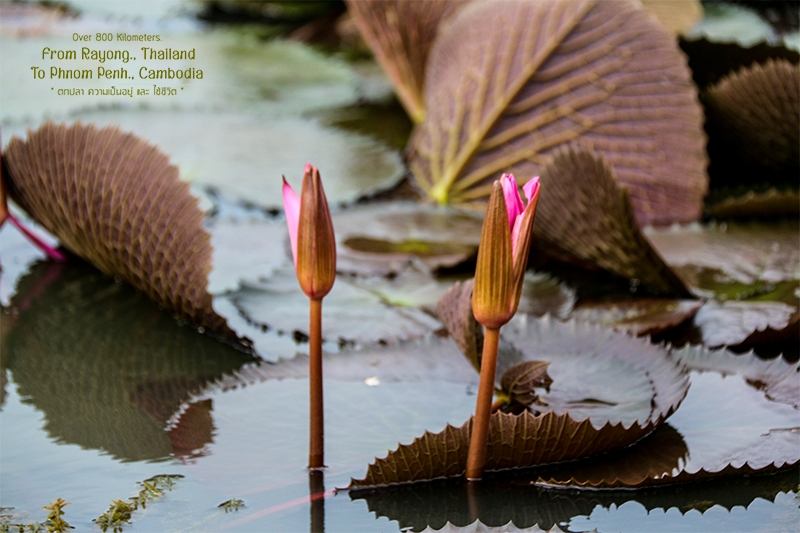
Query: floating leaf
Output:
[[646, 221, 800, 295], [409, 0, 706, 226], [571, 298, 702, 337], [350, 317, 688, 489], [536, 352, 800, 488], [208, 218, 289, 294], [14, 110, 405, 211], [500, 361, 553, 407], [534, 148, 691, 296], [707, 188, 800, 219], [705, 60, 799, 188], [228, 265, 441, 346], [350, 266, 459, 312], [4, 122, 231, 333], [346, 0, 467, 122], [692, 300, 799, 350], [334, 202, 483, 275], [2, 262, 257, 462]]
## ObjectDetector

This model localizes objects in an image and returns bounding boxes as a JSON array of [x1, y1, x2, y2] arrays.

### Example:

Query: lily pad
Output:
[[346, 0, 468, 122], [640, 0, 702, 34], [227, 265, 441, 347], [208, 218, 289, 295], [4, 122, 231, 334], [707, 188, 800, 219], [350, 266, 460, 312], [349, 317, 688, 489], [1, 261, 258, 462], [534, 148, 691, 296], [692, 300, 799, 350], [334, 202, 483, 275], [536, 351, 800, 488], [409, 0, 706, 226], [646, 221, 800, 295], [571, 299, 702, 337]]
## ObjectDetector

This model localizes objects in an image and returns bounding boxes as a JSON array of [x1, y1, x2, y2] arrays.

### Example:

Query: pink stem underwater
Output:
[[7, 213, 66, 262]]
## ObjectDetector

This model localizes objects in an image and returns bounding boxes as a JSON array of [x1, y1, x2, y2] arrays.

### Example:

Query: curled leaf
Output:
[[410, 0, 706, 226], [705, 60, 800, 188], [346, 0, 467, 122], [500, 361, 552, 407], [707, 188, 800, 219], [534, 148, 691, 296], [4, 123, 230, 333], [692, 300, 799, 351]]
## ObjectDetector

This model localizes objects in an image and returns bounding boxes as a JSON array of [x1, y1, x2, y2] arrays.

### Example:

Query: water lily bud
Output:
[[472, 181, 514, 328], [296, 165, 336, 300], [472, 175, 540, 329]]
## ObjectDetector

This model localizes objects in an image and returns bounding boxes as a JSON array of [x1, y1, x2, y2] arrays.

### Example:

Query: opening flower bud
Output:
[[282, 164, 336, 300]]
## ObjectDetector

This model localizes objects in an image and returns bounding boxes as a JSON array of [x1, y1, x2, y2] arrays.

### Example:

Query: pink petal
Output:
[[523, 176, 541, 204], [510, 210, 525, 260], [500, 173, 523, 229], [282, 176, 300, 264], [7, 213, 66, 262]]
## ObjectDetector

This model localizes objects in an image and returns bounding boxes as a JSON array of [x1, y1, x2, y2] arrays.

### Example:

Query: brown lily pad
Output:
[[349, 318, 688, 489], [3, 122, 231, 334], [640, 0, 702, 34], [346, 0, 468, 123], [334, 202, 483, 276], [534, 148, 691, 296], [409, 0, 706, 226], [537, 350, 800, 489], [571, 298, 702, 337], [707, 188, 800, 219], [705, 60, 799, 188]]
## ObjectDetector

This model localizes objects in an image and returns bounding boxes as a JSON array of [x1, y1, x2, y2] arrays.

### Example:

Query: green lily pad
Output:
[[1, 261, 258, 462], [18, 109, 405, 209], [225, 265, 441, 347], [334, 202, 483, 275]]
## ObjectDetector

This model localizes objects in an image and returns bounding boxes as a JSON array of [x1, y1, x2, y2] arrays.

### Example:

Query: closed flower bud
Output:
[[282, 164, 336, 300]]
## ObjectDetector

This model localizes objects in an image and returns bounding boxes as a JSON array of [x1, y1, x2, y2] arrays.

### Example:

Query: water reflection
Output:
[[309, 470, 325, 533], [352, 468, 798, 532], [1, 262, 258, 462]]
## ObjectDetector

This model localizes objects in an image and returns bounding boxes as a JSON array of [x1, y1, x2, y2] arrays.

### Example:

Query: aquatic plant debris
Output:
[[409, 0, 706, 225], [3, 123, 232, 335], [94, 475, 183, 532], [218, 499, 246, 513]]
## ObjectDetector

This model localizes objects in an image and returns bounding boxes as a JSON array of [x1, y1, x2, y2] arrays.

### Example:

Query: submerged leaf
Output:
[[534, 148, 691, 296], [350, 317, 688, 489], [4, 122, 230, 334], [334, 202, 483, 275], [346, 0, 467, 122], [410, 0, 706, 226]]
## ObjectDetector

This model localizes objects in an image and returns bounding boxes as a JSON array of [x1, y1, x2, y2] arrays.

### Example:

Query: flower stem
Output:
[[308, 297, 324, 469], [466, 326, 500, 480], [7, 213, 66, 262]]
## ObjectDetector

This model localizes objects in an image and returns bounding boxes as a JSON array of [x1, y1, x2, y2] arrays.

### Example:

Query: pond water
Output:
[[1, 2, 799, 532]]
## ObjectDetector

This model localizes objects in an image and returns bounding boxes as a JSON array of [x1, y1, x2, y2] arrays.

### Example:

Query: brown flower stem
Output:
[[308, 297, 324, 469], [466, 326, 500, 480]]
